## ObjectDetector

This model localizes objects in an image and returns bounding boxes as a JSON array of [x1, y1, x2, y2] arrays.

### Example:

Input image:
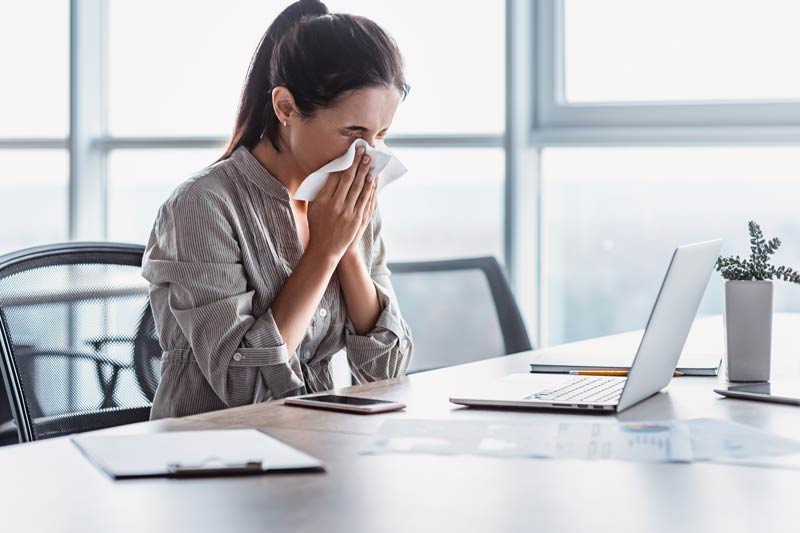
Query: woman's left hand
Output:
[[343, 175, 378, 259]]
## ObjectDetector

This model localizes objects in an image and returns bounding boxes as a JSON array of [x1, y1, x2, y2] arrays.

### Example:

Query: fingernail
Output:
[[367, 174, 373, 182], [362, 155, 370, 164], [357, 147, 365, 155]]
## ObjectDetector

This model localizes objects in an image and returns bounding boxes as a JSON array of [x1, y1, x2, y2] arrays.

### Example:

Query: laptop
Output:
[[450, 239, 722, 413]]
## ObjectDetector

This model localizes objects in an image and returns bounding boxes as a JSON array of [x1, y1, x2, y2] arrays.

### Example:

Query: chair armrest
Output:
[[21, 349, 133, 370], [32, 406, 152, 440], [84, 336, 136, 352]]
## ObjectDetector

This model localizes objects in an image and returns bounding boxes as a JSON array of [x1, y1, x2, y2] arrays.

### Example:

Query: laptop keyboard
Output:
[[527, 377, 625, 404]]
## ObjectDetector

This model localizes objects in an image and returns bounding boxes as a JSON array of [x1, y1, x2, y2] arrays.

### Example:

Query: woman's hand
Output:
[[307, 146, 377, 261], [343, 169, 378, 259]]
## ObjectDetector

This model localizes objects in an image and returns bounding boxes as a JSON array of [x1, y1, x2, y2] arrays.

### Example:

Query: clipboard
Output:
[[72, 429, 325, 479]]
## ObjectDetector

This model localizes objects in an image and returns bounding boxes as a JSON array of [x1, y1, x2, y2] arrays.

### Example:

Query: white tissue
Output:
[[293, 138, 407, 201]]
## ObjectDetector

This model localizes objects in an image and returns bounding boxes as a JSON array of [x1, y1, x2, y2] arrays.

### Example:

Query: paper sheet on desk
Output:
[[362, 418, 800, 467], [293, 138, 407, 201], [687, 418, 800, 467], [362, 419, 559, 459], [556, 421, 693, 463]]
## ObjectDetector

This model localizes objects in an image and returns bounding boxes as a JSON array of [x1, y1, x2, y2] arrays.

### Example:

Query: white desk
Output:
[[1, 314, 799, 532]]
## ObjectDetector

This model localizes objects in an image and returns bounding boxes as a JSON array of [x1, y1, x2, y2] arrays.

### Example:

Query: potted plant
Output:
[[715, 221, 800, 382]]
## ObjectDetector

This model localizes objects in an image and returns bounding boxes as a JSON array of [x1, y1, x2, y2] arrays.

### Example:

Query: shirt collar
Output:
[[230, 145, 292, 203]]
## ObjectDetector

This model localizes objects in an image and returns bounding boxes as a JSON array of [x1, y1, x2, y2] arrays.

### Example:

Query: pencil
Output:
[[567, 370, 685, 377]]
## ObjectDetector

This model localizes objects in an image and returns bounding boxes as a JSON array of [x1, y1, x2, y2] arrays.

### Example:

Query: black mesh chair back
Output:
[[387, 256, 532, 374], [0, 243, 161, 443]]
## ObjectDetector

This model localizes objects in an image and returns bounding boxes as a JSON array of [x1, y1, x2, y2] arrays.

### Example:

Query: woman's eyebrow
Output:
[[343, 125, 389, 133]]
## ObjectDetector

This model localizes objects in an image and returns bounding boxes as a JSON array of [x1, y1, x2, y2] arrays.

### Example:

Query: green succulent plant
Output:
[[715, 221, 800, 283]]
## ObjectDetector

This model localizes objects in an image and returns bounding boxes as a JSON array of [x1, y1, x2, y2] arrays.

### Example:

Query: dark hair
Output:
[[220, 0, 410, 160]]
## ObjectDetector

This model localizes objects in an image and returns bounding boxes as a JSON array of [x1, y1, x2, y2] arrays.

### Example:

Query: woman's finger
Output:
[[362, 182, 375, 226], [354, 175, 374, 223], [333, 148, 365, 202], [345, 153, 371, 212]]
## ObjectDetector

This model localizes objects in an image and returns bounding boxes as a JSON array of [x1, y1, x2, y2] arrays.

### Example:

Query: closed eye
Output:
[[342, 127, 389, 137], [344, 132, 388, 143]]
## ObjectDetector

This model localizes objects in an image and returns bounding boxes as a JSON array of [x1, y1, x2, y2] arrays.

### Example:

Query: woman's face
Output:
[[274, 85, 401, 178]]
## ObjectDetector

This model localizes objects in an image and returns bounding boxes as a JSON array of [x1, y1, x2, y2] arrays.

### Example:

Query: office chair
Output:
[[0, 242, 159, 443], [387, 256, 532, 374]]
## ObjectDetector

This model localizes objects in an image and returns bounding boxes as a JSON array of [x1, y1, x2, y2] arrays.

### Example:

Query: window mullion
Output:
[[506, 0, 540, 346], [69, 0, 107, 241]]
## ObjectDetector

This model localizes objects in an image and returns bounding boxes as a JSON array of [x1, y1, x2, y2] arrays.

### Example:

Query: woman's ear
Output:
[[272, 86, 298, 125]]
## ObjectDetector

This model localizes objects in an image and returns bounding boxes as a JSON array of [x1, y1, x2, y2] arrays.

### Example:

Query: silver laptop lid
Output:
[[616, 239, 722, 411]]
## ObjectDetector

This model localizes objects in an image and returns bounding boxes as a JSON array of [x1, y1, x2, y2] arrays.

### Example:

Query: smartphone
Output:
[[714, 379, 800, 406], [284, 394, 406, 414]]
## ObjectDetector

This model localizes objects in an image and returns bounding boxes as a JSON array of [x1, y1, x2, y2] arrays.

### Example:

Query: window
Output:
[[380, 147, 504, 261], [0, 151, 68, 254], [107, 1, 282, 137], [0, 1, 69, 254], [107, 149, 223, 244], [564, 0, 800, 103], [542, 147, 800, 345], [22, 0, 800, 357], [528, 1, 800, 347], [108, 0, 505, 136], [0, 1, 69, 136]]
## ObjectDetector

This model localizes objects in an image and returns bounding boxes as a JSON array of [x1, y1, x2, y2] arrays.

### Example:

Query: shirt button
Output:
[[319, 308, 328, 318], [233, 352, 243, 362]]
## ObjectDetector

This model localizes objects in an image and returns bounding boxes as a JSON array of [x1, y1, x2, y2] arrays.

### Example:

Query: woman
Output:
[[142, 0, 414, 419]]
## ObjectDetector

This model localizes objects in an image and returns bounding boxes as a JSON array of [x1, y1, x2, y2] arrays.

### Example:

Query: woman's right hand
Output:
[[306, 146, 376, 260]]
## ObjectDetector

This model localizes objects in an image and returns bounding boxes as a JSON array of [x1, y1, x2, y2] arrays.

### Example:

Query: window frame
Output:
[[537, 0, 800, 133], [8, 1, 800, 349], [530, 0, 800, 344]]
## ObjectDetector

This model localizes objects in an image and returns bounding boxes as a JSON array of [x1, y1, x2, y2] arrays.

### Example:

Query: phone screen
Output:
[[304, 395, 395, 406]]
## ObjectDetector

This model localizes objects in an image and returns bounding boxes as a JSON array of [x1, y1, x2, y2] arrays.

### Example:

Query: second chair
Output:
[[386, 256, 532, 374]]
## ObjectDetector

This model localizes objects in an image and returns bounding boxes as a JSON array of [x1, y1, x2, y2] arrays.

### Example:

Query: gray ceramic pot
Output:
[[723, 280, 772, 382]]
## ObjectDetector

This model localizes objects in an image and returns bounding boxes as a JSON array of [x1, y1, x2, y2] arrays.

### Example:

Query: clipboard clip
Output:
[[167, 457, 266, 477]]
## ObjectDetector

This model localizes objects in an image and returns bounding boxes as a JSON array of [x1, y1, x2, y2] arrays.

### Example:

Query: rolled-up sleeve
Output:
[[345, 208, 414, 383], [142, 190, 304, 407]]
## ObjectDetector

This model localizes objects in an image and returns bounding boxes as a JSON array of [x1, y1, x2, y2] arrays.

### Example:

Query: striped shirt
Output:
[[141, 145, 413, 419]]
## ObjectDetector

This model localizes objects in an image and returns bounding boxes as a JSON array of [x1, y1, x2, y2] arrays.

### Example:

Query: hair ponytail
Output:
[[220, 0, 328, 160], [219, 0, 410, 161]]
